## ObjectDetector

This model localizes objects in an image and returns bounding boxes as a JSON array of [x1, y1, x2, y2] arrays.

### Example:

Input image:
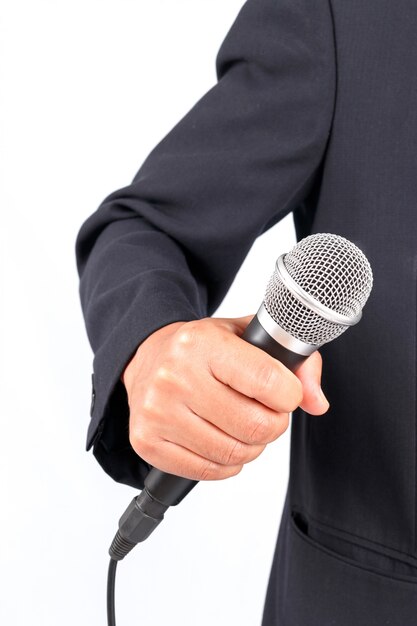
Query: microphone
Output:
[[109, 233, 373, 560]]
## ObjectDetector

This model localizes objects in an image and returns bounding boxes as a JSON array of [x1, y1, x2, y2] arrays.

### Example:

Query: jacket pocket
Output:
[[263, 505, 417, 626], [292, 509, 417, 580]]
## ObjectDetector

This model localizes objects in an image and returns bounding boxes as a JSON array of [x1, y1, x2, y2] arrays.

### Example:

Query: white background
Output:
[[1, 2, 296, 624]]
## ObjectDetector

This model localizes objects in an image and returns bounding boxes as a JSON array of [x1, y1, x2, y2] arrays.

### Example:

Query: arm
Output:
[[75, 0, 335, 488]]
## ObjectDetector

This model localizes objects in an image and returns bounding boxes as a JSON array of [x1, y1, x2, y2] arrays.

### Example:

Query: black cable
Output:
[[105, 490, 174, 625], [107, 558, 118, 626]]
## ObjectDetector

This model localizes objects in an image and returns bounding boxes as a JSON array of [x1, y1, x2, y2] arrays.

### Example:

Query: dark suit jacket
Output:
[[76, 0, 417, 623]]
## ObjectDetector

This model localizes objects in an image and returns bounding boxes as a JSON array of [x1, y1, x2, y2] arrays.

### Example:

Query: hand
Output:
[[122, 315, 329, 481]]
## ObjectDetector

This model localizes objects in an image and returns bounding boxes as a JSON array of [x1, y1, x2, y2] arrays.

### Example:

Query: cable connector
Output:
[[108, 490, 169, 561]]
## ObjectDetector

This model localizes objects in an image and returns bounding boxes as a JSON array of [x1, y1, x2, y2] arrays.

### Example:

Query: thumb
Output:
[[295, 351, 329, 415], [223, 314, 255, 336]]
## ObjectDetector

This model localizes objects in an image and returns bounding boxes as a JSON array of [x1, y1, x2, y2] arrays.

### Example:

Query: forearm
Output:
[[75, 0, 335, 488]]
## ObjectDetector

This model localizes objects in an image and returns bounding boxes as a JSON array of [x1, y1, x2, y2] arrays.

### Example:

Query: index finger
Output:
[[207, 332, 303, 414]]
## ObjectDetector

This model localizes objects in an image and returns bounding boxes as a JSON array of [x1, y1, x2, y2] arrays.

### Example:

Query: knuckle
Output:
[[155, 365, 170, 381], [245, 412, 290, 444], [222, 439, 248, 466], [255, 363, 277, 391], [141, 389, 159, 417], [171, 327, 200, 359], [196, 458, 240, 481], [175, 322, 200, 347], [197, 460, 219, 481], [154, 364, 178, 386], [255, 361, 303, 413], [246, 413, 274, 444]]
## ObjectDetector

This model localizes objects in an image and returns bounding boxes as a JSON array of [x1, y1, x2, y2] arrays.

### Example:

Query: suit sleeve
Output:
[[75, 0, 335, 488]]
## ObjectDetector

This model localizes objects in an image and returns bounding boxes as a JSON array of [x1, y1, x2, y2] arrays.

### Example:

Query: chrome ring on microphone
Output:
[[275, 254, 362, 327]]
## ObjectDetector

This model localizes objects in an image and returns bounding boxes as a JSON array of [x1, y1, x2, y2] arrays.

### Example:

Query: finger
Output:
[[295, 351, 329, 415], [186, 375, 290, 445], [133, 372, 276, 450], [207, 332, 303, 414], [221, 314, 255, 336], [136, 436, 244, 481], [155, 403, 266, 466]]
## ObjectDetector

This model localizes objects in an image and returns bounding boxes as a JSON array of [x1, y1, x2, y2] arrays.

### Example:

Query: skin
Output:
[[123, 314, 329, 481]]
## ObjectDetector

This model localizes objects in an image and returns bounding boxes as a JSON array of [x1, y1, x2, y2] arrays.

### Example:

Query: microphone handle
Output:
[[110, 314, 312, 558], [143, 315, 308, 507], [242, 314, 308, 370]]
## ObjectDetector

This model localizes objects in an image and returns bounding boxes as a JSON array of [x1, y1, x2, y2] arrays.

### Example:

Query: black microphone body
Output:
[[142, 315, 308, 503], [109, 315, 309, 559], [109, 233, 373, 559]]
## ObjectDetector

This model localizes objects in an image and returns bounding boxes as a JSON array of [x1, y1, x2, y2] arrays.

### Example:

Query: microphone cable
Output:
[[107, 523, 139, 626], [103, 233, 373, 626], [105, 478, 195, 626], [107, 559, 117, 626]]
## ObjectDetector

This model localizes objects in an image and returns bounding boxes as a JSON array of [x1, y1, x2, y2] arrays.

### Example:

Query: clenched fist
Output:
[[122, 315, 329, 481]]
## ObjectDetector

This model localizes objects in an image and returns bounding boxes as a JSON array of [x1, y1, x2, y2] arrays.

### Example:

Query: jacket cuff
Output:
[[86, 304, 200, 489]]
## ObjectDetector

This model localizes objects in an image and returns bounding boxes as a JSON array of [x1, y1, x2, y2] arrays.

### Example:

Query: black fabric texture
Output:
[[75, 0, 417, 620], [76, 0, 335, 484]]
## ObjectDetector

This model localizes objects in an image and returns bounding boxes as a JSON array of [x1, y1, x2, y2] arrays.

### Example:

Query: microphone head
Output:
[[264, 233, 373, 347]]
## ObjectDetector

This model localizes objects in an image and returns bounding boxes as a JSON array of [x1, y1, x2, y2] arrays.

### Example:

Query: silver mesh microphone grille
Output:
[[264, 233, 373, 347]]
